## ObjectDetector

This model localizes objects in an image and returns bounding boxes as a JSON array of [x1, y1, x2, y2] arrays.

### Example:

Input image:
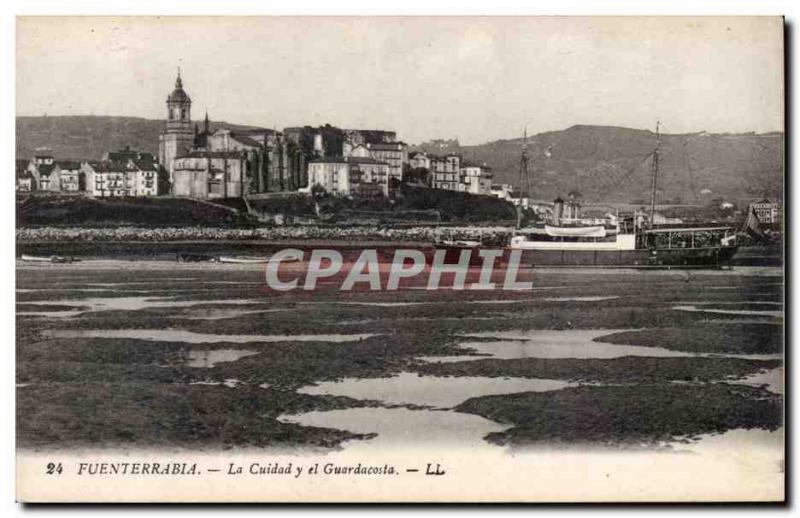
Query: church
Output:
[[158, 70, 308, 198]]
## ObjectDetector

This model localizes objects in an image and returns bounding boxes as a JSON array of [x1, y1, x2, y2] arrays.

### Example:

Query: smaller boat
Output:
[[20, 254, 77, 264], [218, 256, 273, 264], [176, 253, 217, 263]]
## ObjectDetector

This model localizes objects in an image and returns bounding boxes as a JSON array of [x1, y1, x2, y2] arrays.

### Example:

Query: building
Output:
[[158, 70, 194, 180], [20, 149, 91, 193], [171, 151, 246, 199], [172, 123, 306, 197], [408, 151, 431, 170], [27, 148, 57, 191], [131, 157, 159, 196], [284, 124, 348, 160], [16, 160, 34, 191], [459, 162, 493, 195], [365, 142, 407, 183], [51, 161, 84, 192], [105, 146, 156, 164], [306, 156, 390, 196], [490, 183, 514, 201], [82, 161, 128, 197], [81, 157, 159, 197], [430, 154, 461, 191], [158, 73, 307, 198], [345, 129, 397, 146]]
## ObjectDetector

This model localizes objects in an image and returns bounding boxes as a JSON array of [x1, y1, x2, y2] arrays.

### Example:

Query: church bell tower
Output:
[[158, 69, 194, 182]]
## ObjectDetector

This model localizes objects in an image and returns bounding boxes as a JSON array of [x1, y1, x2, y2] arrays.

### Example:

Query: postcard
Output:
[[15, 15, 784, 502]]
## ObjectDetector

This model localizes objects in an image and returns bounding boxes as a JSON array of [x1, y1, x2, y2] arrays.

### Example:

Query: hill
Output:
[[413, 125, 783, 205], [16, 117, 783, 205], [15, 116, 260, 161]]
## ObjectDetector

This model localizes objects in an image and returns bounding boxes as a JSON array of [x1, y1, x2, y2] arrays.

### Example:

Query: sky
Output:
[[16, 16, 784, 145]]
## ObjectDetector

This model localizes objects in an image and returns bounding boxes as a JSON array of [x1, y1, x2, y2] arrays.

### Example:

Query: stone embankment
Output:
[[16, 226, 513, 243]]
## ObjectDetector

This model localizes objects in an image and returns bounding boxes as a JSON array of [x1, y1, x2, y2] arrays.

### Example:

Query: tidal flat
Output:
[[16, 261, 783, 451]]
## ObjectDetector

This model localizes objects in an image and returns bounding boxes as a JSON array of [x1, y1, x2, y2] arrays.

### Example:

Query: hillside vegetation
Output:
[[16, 116, 259, 160], [17, 195, 253, 228], [414, 125, 783, 204]]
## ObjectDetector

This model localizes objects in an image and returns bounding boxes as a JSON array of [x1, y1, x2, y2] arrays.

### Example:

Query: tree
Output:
[[310, 183, 327, 198], [156, 165, 171, 196], [404, 167, 430, 186]]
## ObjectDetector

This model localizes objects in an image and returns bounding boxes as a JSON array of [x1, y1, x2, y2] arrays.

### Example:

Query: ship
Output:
[[506, 122, 741, 268]]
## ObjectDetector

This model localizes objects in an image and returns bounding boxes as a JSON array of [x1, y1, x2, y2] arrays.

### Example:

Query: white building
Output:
[[52, 161, 84, 192], [459, 162, 493, 195], [430, 154, 461, 191], [307, 156, 390, 197], [490, 183, 514, 201], [365, 142, 407, 183], [81, 158, 159, 197]]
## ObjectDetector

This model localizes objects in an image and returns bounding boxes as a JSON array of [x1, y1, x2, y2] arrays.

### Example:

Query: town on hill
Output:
[[16, 71, 783, 228]]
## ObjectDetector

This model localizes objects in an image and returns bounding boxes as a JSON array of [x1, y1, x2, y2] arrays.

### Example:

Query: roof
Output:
[[17, 169, 34, 179], [15, 159, 28, 172], [36, 163, 56, 176], [346, 157, 388, 166], [132, 158, 158, 171], [90, 161, 130, 173], [183, 150, 244, 159], [429, 153, 461, 162], [56, 160, 82, 170], [309, 157, 349, 164], [229, 133, 262, 148], [309, 156, 389, 166], [167, 88, 191, 103], [366, 142, 405, 151], [346, 129, 397, 145], [239, 128, 278, 136], [167, 73, 191, 103]]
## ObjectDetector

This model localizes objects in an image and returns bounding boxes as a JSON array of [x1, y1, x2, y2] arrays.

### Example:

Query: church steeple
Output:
[[165, 68, 191, 132], [204, 111, 210, 134], [159, 67, 194, 179]]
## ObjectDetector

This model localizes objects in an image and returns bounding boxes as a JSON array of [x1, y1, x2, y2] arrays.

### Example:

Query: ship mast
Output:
[[516, 127, 530, 229], [519, 126, 530, 197], [648, 121, 661, 230]]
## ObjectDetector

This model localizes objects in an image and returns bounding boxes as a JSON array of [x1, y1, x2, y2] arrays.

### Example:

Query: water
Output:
[[19, 296, 262, 316], [297, 372, 573, 408], [419, 329, 695, 362], [279, 407, 509, 452], [189, 378, 244, 386], [542, 296, 619, 302], [338, 302, 426, 307], [48, 329, 376, 344], [185, 350, 258, 368], [730, 368, 783, 394], [17, 310, 85, 318], [673, 305, 783, 318], [182, 309, 289, 321]]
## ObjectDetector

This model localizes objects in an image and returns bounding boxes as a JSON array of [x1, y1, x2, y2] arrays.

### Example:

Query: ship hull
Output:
[[514, 246, 739, 269]]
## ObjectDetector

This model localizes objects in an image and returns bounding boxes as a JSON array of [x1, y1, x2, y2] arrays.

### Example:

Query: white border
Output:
[[2, 1, 794, 516]]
